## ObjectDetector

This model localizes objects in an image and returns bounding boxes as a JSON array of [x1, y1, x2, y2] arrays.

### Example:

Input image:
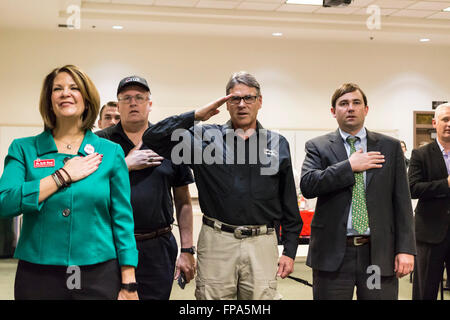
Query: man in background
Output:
[[409, 103, 450, 299], [97, 101, 120, 129]]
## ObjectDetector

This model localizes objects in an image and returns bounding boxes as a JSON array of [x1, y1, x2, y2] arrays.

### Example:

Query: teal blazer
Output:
[[0, 130, 138, 267]]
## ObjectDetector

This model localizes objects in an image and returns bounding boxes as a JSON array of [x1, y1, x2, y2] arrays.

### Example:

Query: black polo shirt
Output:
[[142, 111, 302, 259], [96, 122, 194, 232]]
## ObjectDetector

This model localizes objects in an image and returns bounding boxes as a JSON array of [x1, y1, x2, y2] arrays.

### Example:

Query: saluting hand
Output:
[[194, 94, 233, 122]]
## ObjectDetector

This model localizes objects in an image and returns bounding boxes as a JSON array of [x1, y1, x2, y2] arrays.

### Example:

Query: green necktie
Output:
[[347, 137, 369, 234]]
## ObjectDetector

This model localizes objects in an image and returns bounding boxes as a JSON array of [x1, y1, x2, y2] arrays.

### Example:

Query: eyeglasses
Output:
[[228, 95, 259, 106], [118, 94, 149, 105]]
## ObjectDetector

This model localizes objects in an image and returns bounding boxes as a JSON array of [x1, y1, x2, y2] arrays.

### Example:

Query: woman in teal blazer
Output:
[[0, 65, 138, 300]]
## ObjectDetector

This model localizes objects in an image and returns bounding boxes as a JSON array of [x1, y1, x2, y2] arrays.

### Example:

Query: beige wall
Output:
[[1, 28, 448, 256], [1, 28, 449, 157]]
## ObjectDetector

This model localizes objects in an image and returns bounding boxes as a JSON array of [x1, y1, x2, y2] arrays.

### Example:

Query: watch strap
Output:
[[180, 246, 196, 255], [121, 282, 139, 292]]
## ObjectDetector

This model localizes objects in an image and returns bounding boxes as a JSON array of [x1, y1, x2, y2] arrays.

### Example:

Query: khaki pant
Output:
[[195, 217, 282, 300]]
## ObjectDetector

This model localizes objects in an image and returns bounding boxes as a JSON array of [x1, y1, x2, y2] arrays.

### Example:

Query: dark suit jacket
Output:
[[300, 129, 416, 276], [408, 140, 450, 244]]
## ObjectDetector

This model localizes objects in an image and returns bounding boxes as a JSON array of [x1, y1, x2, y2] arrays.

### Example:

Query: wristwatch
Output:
[[121, 282, 139, 292], [180, 246, 196, 255]]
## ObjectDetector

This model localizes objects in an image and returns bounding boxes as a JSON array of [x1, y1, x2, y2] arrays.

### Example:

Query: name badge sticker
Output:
[[34, 159, 55, 168]]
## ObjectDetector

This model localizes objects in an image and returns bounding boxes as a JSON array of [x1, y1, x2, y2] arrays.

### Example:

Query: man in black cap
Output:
[[96, 76, 196, 300]]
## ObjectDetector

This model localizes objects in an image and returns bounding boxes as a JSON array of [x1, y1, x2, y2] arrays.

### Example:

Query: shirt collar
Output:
[[222, 120, 264, 136], [436, 139, 446, 155], [110, 121, 152, 144], [339, 127, 367, 143], [36, 129, 99, 156], [109, 121, 127, 140], [36, 130, 57, 156]]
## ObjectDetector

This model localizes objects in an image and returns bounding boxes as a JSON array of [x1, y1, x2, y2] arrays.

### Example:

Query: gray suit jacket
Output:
[[300, 129, 416, 276]]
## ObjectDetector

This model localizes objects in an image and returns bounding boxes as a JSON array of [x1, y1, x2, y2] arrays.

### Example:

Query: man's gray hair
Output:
[[434, 102, 450, 120], [226, 71, 261, 96]]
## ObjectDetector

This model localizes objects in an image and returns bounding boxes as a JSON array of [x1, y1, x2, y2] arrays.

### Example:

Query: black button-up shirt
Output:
[[142, 111, 302, 258], [96, 122, 194, 232]]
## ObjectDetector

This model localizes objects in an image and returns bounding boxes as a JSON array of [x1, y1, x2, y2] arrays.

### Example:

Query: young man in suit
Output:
[[410, 103, 450, 300], [300, 83, 416, 300]]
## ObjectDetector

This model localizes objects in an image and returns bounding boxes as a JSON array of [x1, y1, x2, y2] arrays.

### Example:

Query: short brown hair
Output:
[[99, 101, 118, 120], [331, 83, 368, 109], [39, 65, 100, 131], [226, 71, 261, 96]]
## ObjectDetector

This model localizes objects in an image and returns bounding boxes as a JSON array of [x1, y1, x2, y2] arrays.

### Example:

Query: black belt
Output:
[[202, 216, 274, 239], [346, 236, 370, 247], [135, 226, 172, 241]]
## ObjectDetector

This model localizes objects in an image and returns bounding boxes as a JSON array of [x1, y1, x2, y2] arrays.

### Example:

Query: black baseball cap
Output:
[[117, 75, 151, 95]]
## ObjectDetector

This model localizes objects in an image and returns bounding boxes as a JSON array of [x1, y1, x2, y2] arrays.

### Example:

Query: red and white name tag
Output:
[[34, 159, 55, 168]]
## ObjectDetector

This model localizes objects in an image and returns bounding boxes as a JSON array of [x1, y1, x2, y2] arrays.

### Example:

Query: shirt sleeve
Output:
[[109, 144, 139, 267], [143, 111, 196, 161], [172, 164, 195, 188], [0, 139, 44, 218]]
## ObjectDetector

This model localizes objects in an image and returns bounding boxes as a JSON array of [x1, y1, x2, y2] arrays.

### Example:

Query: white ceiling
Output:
[[81, 0, 450, 16], [1, 0, 450, 44]]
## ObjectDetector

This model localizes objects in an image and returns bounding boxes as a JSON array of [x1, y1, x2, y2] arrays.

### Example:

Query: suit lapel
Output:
[[329, 129, 348, 163], [366, 130, 380, 188]]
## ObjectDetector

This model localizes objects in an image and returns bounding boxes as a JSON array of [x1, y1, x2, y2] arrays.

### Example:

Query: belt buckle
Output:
[[234, 226, 249, 239], [353, 236, 364, 246]]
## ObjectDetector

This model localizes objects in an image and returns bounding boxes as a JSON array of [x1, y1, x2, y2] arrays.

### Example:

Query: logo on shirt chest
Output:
[[34, 159, 55, 168], [263, 148, 278, 157]]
